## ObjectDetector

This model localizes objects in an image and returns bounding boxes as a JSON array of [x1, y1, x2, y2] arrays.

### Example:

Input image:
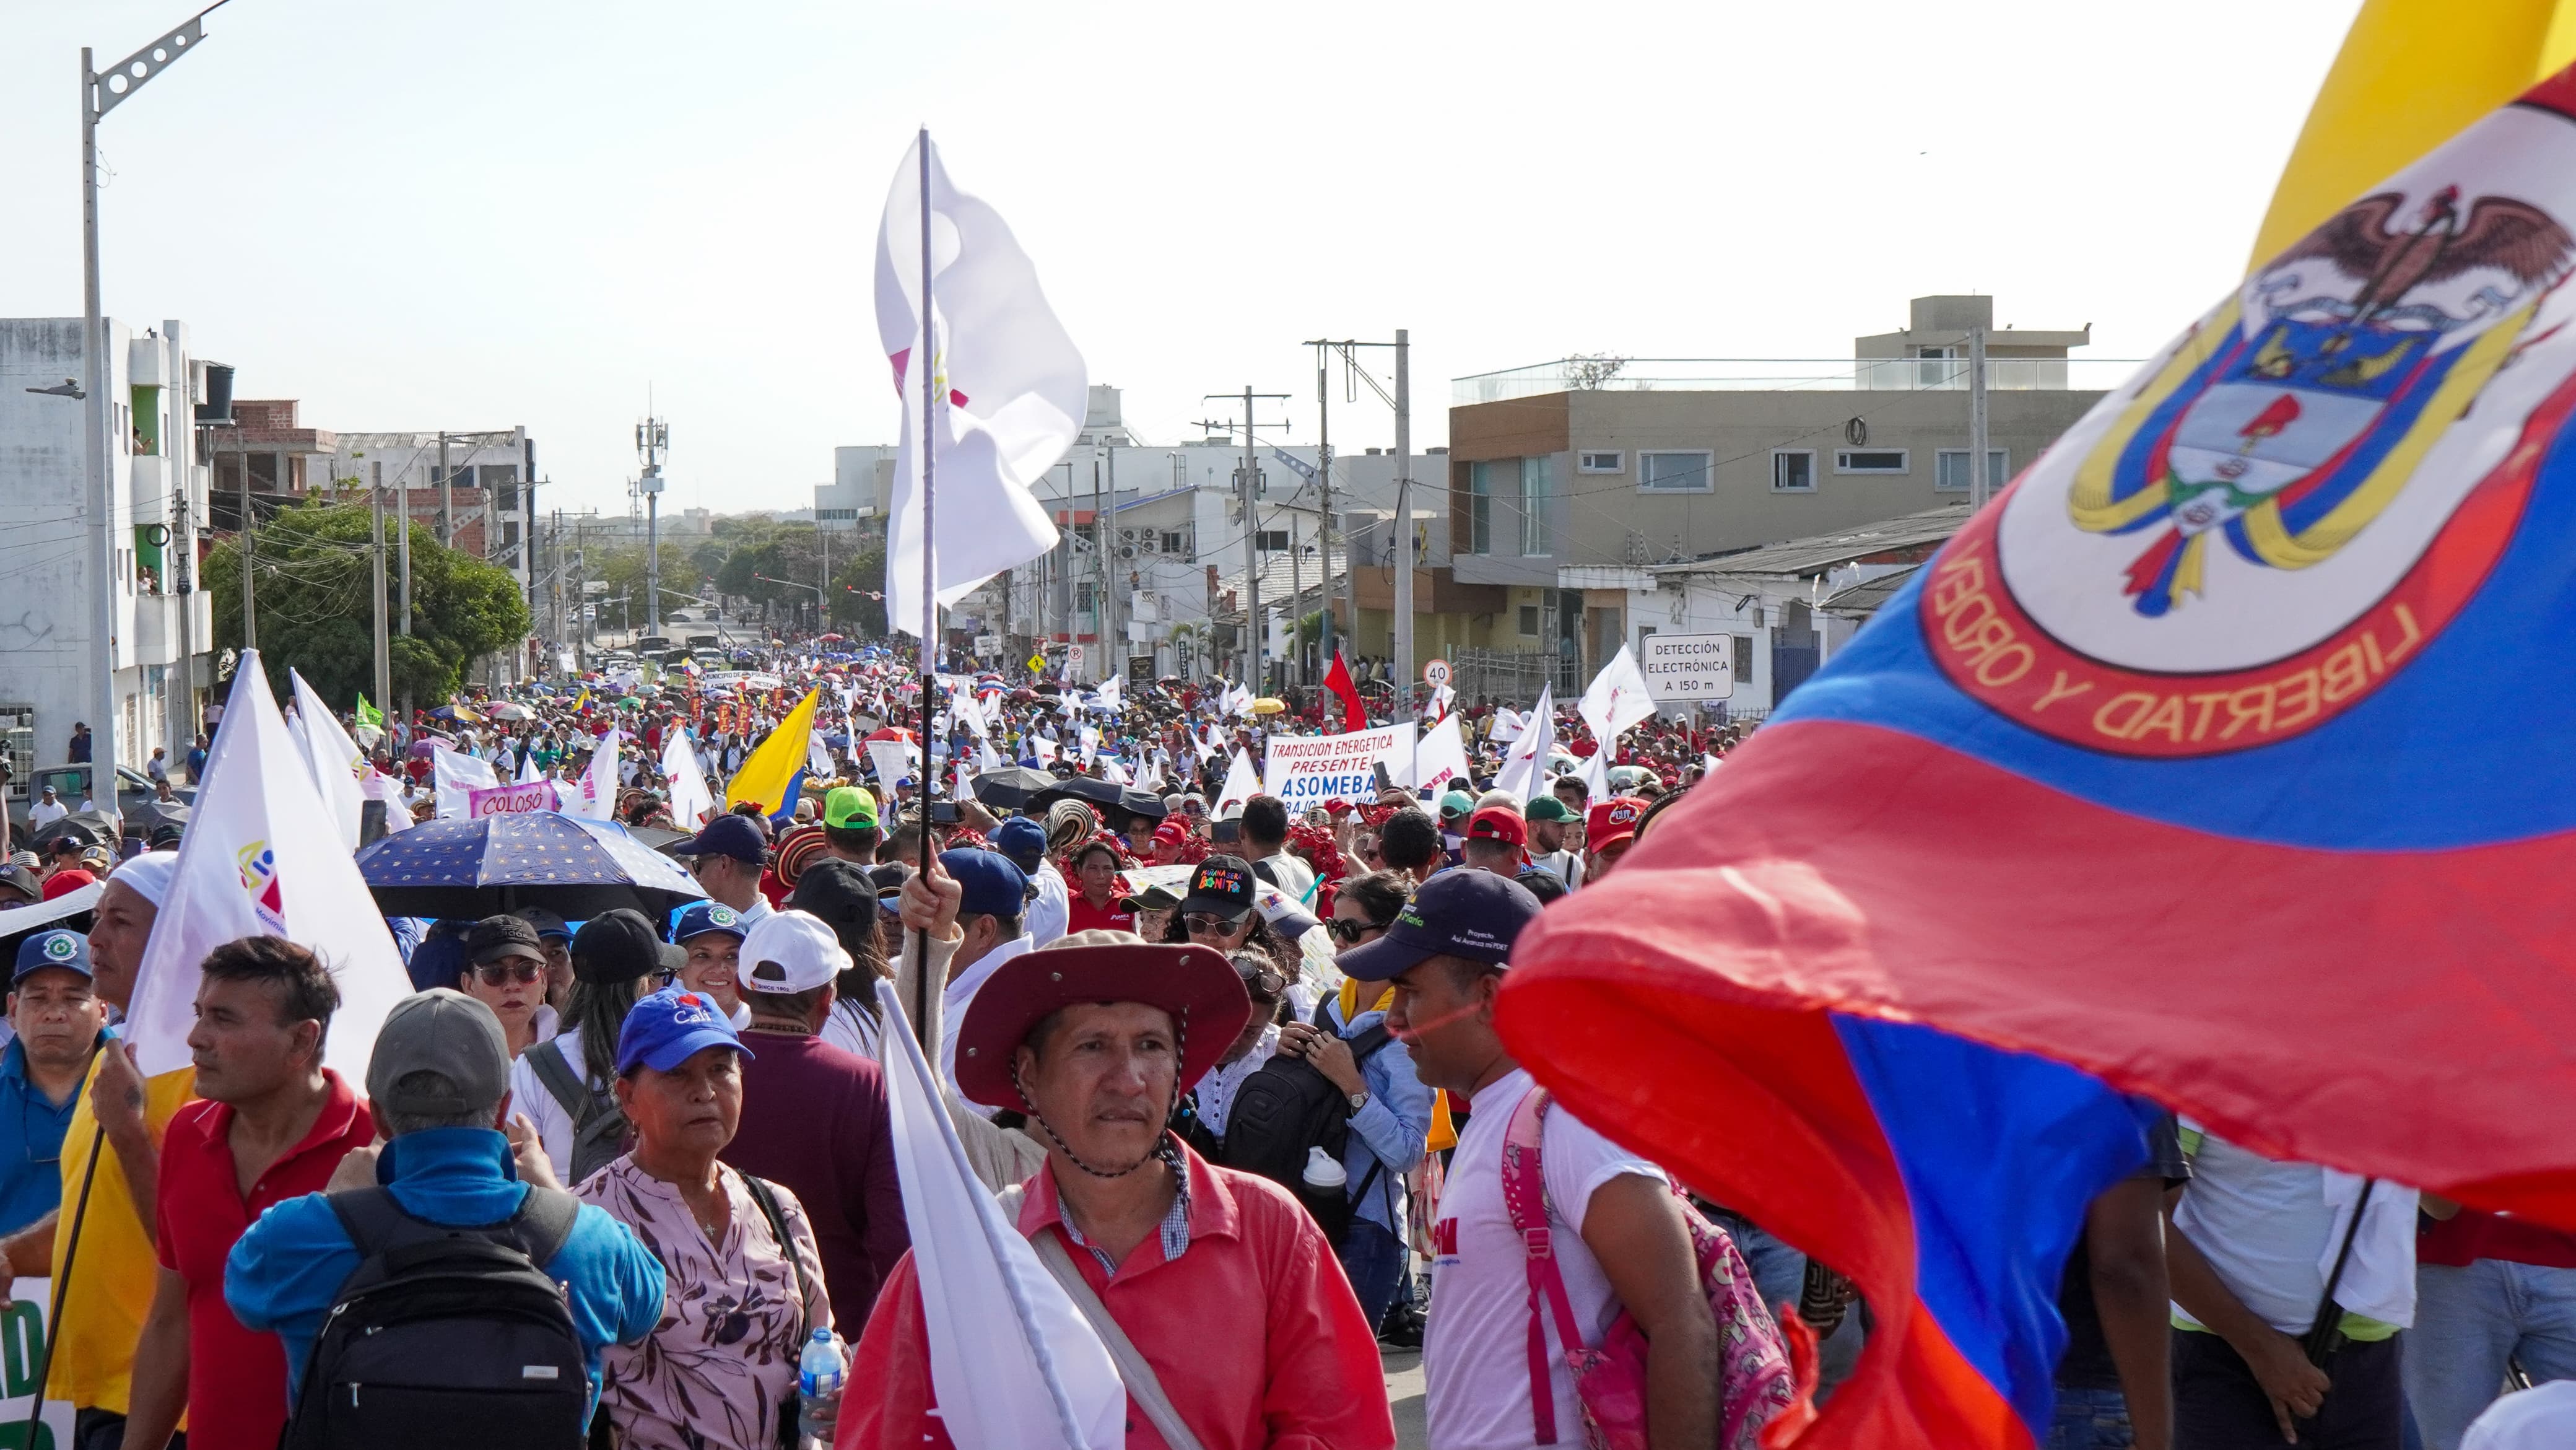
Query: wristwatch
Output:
[[1347, 1090, 1370, 1114]]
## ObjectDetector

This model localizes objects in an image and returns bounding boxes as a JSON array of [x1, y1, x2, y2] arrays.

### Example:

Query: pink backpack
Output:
[[1502, 1086, 1804, 1450]]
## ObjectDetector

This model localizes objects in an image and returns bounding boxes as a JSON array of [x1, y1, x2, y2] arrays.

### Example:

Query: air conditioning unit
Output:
[[1119, 544, 1138, 559]]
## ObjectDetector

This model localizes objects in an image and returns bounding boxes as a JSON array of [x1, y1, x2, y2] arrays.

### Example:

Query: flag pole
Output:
[[911, 128, 938, 1052], [25, 1039, 109, 1445]]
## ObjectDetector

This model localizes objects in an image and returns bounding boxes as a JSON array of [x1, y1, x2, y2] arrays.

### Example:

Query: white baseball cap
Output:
[[737, 909, 850, 995]]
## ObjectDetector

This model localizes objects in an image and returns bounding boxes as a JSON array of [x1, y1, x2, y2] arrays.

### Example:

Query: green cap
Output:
[[824, 787, 879, 831], [1437, 790, 1477, 820], [1524, 793, 1577, 824]]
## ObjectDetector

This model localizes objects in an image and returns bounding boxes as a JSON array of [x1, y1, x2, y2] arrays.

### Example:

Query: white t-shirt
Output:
[[1535, 849, 1585, 893], [1253, 850, 1317, 906], [26, 800, 64, 828], [1026, 863, 1069, 948], [508, 1022, 603, 1182], [820, 996, 886, 1061], [1425, 1068, 1664, 1450]]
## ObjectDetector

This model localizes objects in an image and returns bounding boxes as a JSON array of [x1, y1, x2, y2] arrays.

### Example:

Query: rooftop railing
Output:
[[1452, 356, 2144, 406]]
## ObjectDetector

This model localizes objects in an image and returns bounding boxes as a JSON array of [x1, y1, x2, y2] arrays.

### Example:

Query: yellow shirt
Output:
[[46, 1059, 194, 1413]]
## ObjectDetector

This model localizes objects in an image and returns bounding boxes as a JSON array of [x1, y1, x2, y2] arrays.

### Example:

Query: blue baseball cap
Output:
[[13, 929, 93, 985], [939, 848, 1030, 920], [990, 817, 1047, 868], [672, 900, 751, 943], [614, 986, 756, 1075], [673, 813, 768, 866], [1339, 868, 1544, 982]]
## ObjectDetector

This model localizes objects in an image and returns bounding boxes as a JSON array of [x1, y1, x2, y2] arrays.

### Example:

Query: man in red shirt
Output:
[[840, 927, 1395, 1450], [122, 937, 375, 1450]]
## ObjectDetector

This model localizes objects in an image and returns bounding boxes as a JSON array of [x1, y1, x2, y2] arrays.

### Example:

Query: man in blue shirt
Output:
[[224, 989, 664, 1415], [0, 930, 104, 1235]]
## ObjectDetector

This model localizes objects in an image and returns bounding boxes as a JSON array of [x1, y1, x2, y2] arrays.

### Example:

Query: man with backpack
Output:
[[1345, 869, 1795, 1450], [225, 989, 666, 1448]]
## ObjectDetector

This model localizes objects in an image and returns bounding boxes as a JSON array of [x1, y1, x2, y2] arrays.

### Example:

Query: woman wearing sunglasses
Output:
[[1159, 855, 1276, 959], [457, 914, 560, 1059]]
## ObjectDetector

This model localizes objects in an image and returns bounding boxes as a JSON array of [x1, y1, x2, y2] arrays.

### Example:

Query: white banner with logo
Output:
[[4, 1280, 88, 1447], [1262, 723, 1415, 808]]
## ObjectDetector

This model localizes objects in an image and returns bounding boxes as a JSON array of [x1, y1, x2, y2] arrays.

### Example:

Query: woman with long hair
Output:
[[505, 908, 668, 1186]]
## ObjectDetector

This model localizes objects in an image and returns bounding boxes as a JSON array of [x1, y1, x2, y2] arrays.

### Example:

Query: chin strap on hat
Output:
[[1012, 1010, 1190, 1180]]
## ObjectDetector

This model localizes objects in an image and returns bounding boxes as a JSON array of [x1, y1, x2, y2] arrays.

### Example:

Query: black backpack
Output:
[[282, 1184, 591, 1450], [525, 1036, 632, 1185], [1217, 1002, 1392, 1241]]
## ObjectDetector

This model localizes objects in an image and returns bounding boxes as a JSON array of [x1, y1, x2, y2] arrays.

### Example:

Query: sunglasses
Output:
[[1325, 917, 1388, 945], [1183, 911, 1251, 936], [1237, 966, 1287, 1000], [475, 959, 544, 986]]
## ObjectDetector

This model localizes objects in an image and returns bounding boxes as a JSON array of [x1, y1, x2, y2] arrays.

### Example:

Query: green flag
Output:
[[355, 694, 385, 729]]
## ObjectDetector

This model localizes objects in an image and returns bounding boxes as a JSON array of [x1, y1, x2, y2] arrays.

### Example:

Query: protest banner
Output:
[[468, 780, 557, 818], [2, 1278, 76, 1448], [1263, 723, 1414, 808]]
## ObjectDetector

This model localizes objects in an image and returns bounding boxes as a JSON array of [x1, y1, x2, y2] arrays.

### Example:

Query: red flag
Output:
[[1321, 652, 1367, 733]]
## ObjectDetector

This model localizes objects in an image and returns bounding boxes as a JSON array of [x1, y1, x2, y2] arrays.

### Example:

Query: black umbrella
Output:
[[970, 767, 1056, 813], [355, 811, 708, 919], [1117, 790, 1170, 822], [1030, 775, 1152, 826], [25, 810, 120, 854]]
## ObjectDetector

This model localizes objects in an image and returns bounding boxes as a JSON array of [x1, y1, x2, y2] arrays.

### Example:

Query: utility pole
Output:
[[1967, 325, 1992, 511], [239, 449, 255, 651], [1196, 388, 1290, 688], [437, 432, 452, 547], [1103, 446, 1121, 685], [1393, 328, 1414, 712], [372, 461, 390, 714], [1315, 351, 1336, 671], [1091, 449, 1106, 684], [637, 413, 668, 633]]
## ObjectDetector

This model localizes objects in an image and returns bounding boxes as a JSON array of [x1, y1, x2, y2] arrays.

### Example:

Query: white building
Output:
[[0, 317, 217, 802]]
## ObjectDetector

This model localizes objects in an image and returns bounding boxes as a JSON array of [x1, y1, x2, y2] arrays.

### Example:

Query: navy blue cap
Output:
[[614, 985, 756, 1074], [1340, 868, 1544, 982], [939, 847, 1029, 920], [672, 899, 751, 942], [674, 813, 767, 865], [13, 929, 92, 984], [991, 817, 1047, 868]]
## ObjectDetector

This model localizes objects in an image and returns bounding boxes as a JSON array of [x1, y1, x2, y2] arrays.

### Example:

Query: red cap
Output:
[[1466, 806, 1526, 847], [1585, 797, 1648, 849]]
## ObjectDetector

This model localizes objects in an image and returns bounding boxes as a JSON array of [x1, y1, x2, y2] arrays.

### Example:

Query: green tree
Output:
[[591, 541, 702, 626], [203, 500, 531, 708], [829, 543, 888, 635]]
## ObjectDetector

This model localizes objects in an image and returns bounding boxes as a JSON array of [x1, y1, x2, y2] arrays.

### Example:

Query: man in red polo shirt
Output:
[[121, 937, 374, 1450]]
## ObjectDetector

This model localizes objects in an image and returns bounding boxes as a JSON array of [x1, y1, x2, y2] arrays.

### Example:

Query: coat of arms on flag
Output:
[[1939, 92, 2576, 758]]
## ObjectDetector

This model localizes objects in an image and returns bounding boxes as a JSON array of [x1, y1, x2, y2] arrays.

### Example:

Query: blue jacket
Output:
[[1325, 1000, 1433, 1236], [0, 1039, 80, 1238], [225, 1127, 665, 1413]]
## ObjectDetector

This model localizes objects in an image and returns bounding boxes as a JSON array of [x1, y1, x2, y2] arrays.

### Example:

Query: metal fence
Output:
[[1450, 647, 1577, 707]]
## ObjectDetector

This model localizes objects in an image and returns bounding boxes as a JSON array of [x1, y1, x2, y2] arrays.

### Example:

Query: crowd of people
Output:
[[0, 636, 2567, 1450]]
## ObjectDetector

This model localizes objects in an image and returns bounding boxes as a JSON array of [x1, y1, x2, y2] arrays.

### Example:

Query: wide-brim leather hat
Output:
[[952, 935, 1250, 1111]]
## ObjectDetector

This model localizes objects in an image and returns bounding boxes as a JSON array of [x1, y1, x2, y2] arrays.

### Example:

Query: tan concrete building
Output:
[[1435, 295, 2114, 692]]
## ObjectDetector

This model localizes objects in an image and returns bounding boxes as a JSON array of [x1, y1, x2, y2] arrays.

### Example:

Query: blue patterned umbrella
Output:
[[355, 811, 709, 919]]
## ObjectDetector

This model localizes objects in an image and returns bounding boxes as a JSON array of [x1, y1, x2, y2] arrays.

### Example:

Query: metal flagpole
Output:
[[911, 129, 939, 1050]]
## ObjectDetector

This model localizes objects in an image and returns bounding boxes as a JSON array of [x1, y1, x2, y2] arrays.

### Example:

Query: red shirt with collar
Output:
[[839, 1138, 1394, 1450], [155, 1070, 374, 1450]]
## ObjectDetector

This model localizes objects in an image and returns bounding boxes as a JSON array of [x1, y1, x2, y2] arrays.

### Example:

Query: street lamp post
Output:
[[80, 2, 227, 807]]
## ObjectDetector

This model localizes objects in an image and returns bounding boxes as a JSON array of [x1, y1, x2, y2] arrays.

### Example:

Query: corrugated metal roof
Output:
[[1822, 564, 1921, 618], [1648, 504, 1970, 579], [1212, 549, 1349, 622]]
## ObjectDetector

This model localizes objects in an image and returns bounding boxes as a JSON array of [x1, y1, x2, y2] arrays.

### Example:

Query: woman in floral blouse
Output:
[[578, 987, 833, 1450]]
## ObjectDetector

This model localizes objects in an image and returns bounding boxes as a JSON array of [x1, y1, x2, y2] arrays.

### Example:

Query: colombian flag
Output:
[[725, 689, 820, 818], [1504, 38, 2576, 1450]]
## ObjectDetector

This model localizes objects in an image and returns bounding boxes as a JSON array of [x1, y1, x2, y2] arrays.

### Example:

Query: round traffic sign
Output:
[[1423, 657, 1452, 688]]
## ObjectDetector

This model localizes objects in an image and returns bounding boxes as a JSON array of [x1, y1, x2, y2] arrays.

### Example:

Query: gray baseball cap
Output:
[[365, 989, 510, 1120]]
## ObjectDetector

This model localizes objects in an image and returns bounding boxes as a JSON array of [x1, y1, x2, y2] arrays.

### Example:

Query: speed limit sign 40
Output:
[[1423, 658, 1452, 689]]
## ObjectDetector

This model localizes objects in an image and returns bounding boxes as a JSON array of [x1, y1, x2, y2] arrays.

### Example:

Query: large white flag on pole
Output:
[[873, 982, 1123, 1449], [874, 132, 1086, 639], [1578, 644, 1658, 745], [286, 671, 367, 853], [1492, 684, 1555, 804], [126, 653, 413, 1080], [663, 726, 716, 828], [1215, 748, 1261, 816], [432, 746, 497, 821], [574, 728, 624, 822], [1412, 714, 1474, 797]]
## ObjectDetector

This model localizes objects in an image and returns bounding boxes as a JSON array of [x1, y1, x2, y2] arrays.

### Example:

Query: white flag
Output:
[[577, 729, 624, 821], [1092, 673, 1122, 709], [433, 745, 498, 820], [1098, 758, 1130, 786], [978, 738, 1004, 773], [663, 727, 716, 828], [810, 733, 837, 782], [286, 672, 366, 853], [873, 984, 1123, 1449], [876, 133, 1086, 638], [1578, 748, 1611, 803], [517, 749, 542, 784], [869, 739, 921, 790], [953, 759, 978, 804], [1492, 684, 1555, 804], [1216, 748, 1260, 816], [126, 653, 412, 1080], [1414, 715, 1474, 797], [1578, 644, 1658, 746]]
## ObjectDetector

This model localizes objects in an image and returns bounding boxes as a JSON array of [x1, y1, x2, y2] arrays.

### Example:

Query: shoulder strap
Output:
[[1029, 1228, 1209, 1450], [738, 1173, 813, 1339], [1502, 1086, 1588, 1447], [505, 1186, 583, 1268], [524, 1037, 597, 1125], [325, 1186, 411, 1257]]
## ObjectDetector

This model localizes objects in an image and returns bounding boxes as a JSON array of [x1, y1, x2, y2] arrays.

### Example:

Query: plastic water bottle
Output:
[[797, 1328, 845, 1447], [1302, 1145, 1347, 1193]]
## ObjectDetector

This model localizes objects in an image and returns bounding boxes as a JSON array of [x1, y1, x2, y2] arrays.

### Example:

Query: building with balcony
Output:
[[1440, 294, 2115, 694], [0, 317, 218, 798]]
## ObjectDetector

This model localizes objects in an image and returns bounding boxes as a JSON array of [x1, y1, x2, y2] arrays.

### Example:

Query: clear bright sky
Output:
[[0, 0, 2362, 518]]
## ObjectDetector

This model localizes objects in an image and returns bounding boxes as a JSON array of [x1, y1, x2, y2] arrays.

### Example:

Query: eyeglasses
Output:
[[1237, 966, 1287, 1000], [474, 959, 544, 986], [1325, 917, 1389, 945], [1183, 911, 1251, 937]]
